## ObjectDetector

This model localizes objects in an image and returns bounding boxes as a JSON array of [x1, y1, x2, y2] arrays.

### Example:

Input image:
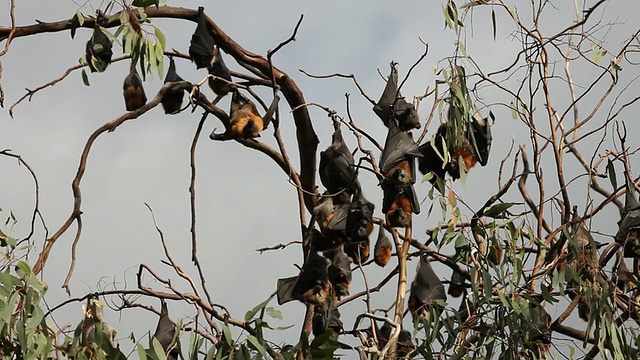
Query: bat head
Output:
[[327, 249, 352, 298], [418, 124, 448, 183], [387, 165, 412, 186], [468, 112, 493, 166], [346, 192, 375, 242], [344, 240, 370, 264], [578, 302, 590, 322], [393, 98, 421, 131], [447, 270, 465, 298], [386, 206, 411, 228], [296, 252, 332, 305], [397, 330, 416, 357]]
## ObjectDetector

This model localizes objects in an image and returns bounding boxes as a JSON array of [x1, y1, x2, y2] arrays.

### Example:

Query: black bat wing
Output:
[[189, 7, 216, 69], [164, 58, 184, 83], [418, 124, 448, 175], [123, 64, 147, 111], [207, 46, 232, 96], [319, 126, 358, 194], [86, 26, 113, 72], [616, 179, 640, 245], [373, 62, 399, 126], [379, 119, 422, 175], [327, 249, 352, 284], [294, 252, 331, 301], [327, 204, 349, 232], [412, 254, 446, 304], [346, 191, 374, 241], [448, 270, 465, 298], [276, 276, 298, 305], [161, 58, 185, 114], [406, 184, 420, 215], [153, 300, 176, 351], [469, 113, 493, 166], [261, 94, 280, 130]]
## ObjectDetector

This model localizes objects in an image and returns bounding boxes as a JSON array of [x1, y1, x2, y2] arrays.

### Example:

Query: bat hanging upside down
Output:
[[123, 61, 147, 111], [210, 90, 280, 140]]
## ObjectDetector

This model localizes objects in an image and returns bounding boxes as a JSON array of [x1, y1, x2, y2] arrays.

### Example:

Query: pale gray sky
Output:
[[2, 0, 640, 358]]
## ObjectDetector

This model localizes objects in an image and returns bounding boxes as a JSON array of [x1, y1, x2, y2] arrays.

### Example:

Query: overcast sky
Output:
[[2, 0, 640, 358]]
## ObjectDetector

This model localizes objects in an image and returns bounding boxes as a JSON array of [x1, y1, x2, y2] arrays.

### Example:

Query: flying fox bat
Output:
[[153, 300, 179, 360], [123, 61, 147, 111], [319, 123, 360, 197], [615, 251, 635, 292], [210, 90, 279, 140], [189, 7, 216, 69], [397, 329, 416, 358], [346, 189, 375, 243], [325, 248, 352, 299], [277, 251, 331, 306], [524, 303, 551, 358], [408, 254, 447, 323], [161, 58, 185, 115], [418, 123, 448, 184], [379, 119, 423, 186], [468, 112, 493, 166], [616, 177, 640, 257], [382, 183, 420, 228], [373, 62, 421, 131], [419, 114, 493, 183], [448, 269, 465, 298], [344, 239, 370, 264], [374, 322, 414, 357], [314, 196, 349, 248], [374, 226, 393, 267], [312, 299, 342, 340], [85, 25, 113, 73], [77, 296, 122, 358], [208, 46, 232, 98]]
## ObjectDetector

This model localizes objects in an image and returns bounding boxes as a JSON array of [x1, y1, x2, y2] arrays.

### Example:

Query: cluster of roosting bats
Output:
[[80, 6, 640, 359], [274, 60, 494, 352], [86, 8, 278, 137]]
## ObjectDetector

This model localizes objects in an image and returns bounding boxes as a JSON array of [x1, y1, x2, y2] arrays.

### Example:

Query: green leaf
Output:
[[509, 101, 518, 119], [483, 202, 514, 218], [81, 69, 90, 86], [76, 10, 85, 26], [265, 307, 282, 320], [607, 159, 617, 190], [17, 260, 32, 276], [136, 343, 148, 360], [205, 345, 217, 360], [120, 8, 130, 29], [246, 335, 268, 359], [244, 294, 275, 321], [152, 337, 167, 360], [222, 323, 233, 346], [155, 27, 166, 52]]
